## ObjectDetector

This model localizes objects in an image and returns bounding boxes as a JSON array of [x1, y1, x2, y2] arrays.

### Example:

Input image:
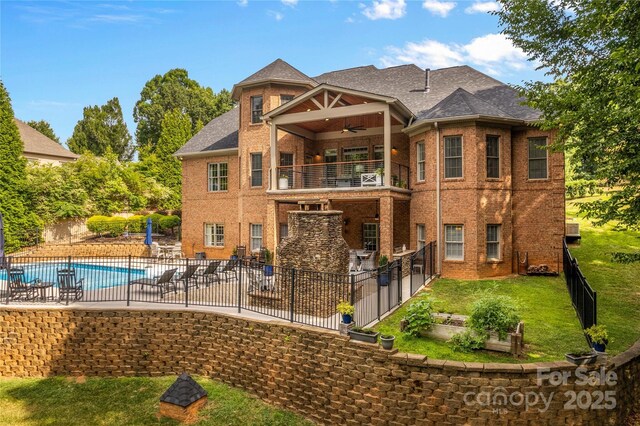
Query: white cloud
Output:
[[362, 0, 406, 20], [464, 1, 500, 14], [237, 0, 248, 6], [422, 0, 456, 17], [345, 17, 355, 23], [267, 10, 284, 21], [281, 0, 298, 6], [380, 33, 530, 76]]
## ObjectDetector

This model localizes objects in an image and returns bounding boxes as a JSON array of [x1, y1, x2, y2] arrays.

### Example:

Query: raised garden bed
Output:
[[402, 313, 525, 355]]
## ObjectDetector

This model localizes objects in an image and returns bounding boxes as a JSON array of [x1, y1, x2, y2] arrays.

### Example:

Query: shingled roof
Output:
[[178, 61, 540, 156], [231, 59, 316, 99], [175, 107, 239, 156], [15, 119, 79, 161], [160, 373, 208, 408]]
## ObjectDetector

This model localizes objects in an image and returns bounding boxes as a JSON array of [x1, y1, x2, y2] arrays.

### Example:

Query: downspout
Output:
[[435, 121, 442, 274]]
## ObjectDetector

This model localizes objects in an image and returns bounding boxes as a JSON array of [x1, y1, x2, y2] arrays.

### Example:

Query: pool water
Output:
[[1, 262, 147, 289]]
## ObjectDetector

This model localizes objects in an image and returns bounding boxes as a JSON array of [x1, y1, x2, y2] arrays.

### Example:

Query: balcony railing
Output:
[[275, 160, 410, 191]]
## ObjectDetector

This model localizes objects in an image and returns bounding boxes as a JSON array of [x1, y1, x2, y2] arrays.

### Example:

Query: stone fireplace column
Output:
[[379, 196, 394, 258]]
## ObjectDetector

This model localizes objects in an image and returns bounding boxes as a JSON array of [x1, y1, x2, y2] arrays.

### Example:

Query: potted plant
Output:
[[377, 255, 389, 286], [374, 168, 384, 185], [585, 325, 609, 352], [565, 349, 598, 366], [380, 334, 395, 350], [337, 300, 354, 324], [278, 174, 289, 190], [263, 248, 274, 276], [348, 327, 380, 344], [231, 247, 238, 260]]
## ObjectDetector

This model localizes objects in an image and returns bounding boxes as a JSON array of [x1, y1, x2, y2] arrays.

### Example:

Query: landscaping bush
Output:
[[144, 213, 164, 229], [468, 295, 521, 340], [104, 217, 127, 237], [403, 298, 436, 337], [126, 215, 146, 233], [86, 215, 111, 235], [159, 214, 181, 231], [448, 329, 486, 353]]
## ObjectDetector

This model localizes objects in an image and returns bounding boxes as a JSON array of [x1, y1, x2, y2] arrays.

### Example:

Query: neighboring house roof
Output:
[[179, 61, 540, 156], [15, 119, 79, 161], [231, 58, 317, 99], [174, 107, 239, 157]]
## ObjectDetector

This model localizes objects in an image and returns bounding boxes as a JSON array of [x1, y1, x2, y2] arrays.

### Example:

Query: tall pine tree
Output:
[[68, 97, 134, 161], [0, 81, 41, 252], [26, 120, 60, 144]]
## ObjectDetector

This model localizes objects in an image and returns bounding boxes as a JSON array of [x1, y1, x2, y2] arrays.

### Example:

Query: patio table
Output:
[[32, 282, 54, 302]]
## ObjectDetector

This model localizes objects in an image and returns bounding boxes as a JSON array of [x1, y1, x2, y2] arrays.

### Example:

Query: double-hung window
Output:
[[251, 96, 263, 124], [486, 224, 501, 260], [417, 142, 426, 181], [445, 225, 464, 260], [250, 224, 263, 252], [363, 223, 378, 251], [528, 137, 548, 179], [204, 224, 224, 247], [280, 223, 289, 241], [486, 136, 500, 178], [208, 163, 228, 192], [417, 224, 426, 250], [444, 136, 463, 178], [250, 153, 262, 187]]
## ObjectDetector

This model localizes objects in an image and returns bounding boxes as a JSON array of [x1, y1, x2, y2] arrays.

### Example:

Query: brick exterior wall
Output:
[[180, 79, 564, 279], [1, 308, 637, 425]]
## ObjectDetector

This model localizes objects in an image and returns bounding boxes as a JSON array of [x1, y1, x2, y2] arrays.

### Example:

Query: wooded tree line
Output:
[[25, 68, 234, 211]]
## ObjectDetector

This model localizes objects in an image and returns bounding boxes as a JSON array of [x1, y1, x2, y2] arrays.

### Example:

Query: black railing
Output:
[[409, 242, 436, 296], [2, 255, 411, 330], [563, 240, 597, 332]]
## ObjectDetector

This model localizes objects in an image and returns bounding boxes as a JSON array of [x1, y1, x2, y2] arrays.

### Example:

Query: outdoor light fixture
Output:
[[392, 146, 398, 155]]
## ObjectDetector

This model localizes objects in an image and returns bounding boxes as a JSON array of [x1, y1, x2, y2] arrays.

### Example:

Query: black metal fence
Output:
[[563, 240, 597, 331], [409, 242, 436, 296], [2, 255, 409, 330]]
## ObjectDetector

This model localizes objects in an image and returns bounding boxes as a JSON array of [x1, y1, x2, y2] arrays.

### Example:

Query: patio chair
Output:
[[7, 268, 39, 301], [174, 264, 200, 290], [170, 242, 183, 259], [129, 268, 178, 298], [57, 268, 84, 303], [150, 242, 164, 259], [349, 251, 359, 272], [218, 259, 239, 282], [194, 260, 221, 286], [360, 252, 377, 271]]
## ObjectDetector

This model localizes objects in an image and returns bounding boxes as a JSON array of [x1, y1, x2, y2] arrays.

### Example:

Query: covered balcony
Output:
[[264, 84, 413, 194]]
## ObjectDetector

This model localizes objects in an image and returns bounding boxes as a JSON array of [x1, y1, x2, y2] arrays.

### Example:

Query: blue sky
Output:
[[1, 0, 546, 144]]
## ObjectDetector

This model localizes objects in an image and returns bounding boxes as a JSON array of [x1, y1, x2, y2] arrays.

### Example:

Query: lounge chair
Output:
[[218, 259, 239, 282], [57, 268, 84, 303], [194, 261, 221, 286], [174, 264, 200, 290], [7, 268, 39, 301], [130, 268, 178, 298]]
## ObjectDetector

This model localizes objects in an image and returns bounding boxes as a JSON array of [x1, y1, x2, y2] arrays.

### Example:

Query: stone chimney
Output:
[[277, 210, 349, 274]]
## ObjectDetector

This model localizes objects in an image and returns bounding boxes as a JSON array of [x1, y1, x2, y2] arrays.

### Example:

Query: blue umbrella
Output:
[[0, 212, 5, 269], [144, 217, 153, 245]]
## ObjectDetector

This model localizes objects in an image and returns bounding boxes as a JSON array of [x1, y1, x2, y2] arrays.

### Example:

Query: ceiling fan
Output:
[[341, 119, 366, 133]]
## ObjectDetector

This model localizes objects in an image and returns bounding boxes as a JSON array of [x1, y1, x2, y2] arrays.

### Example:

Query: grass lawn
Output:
[[374, 275, 586, 363], [0, 376, 312, 426], [566, 196, 640, 355]]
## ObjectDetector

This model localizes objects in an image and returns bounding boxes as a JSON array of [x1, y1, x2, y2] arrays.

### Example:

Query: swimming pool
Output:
[[1, 262, 147, 289]]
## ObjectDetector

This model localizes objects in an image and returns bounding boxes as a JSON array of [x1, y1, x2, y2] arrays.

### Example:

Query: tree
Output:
[[26, 120, 60, 143], [134, 69, 233, 157], [0, 81, 41, 252], [68, 97, 134, 161], [496, 0, 640, 230]]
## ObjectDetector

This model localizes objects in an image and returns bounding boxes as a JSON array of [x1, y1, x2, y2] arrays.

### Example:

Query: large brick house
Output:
[[176, 59, 564, 279]]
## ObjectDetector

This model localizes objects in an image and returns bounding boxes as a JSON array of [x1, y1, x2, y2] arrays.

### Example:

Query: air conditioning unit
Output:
[[566, 221, 580, 237]]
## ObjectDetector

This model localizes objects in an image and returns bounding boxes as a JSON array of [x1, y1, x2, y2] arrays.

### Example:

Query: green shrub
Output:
[[468, 295, 521, 340], [144, 213, 165, 228], [448, 330, 486, 352], [86, 215, 111, 235], [403, 298, 436, 337], [565, 179, 603, 199], [585, 324, 610, 345], [159, 215, 181, 231], [104, 217, 127, 237], [126, 215, 146, 233]]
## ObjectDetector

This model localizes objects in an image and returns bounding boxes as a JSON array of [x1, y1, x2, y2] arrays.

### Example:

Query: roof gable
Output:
[[15, 119, 79, 160], [418, 88, 513, 120]]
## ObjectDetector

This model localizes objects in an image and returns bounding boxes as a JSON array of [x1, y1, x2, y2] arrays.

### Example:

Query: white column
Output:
[[383, 105, 391, 187], [270, 123, 278, 190]]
